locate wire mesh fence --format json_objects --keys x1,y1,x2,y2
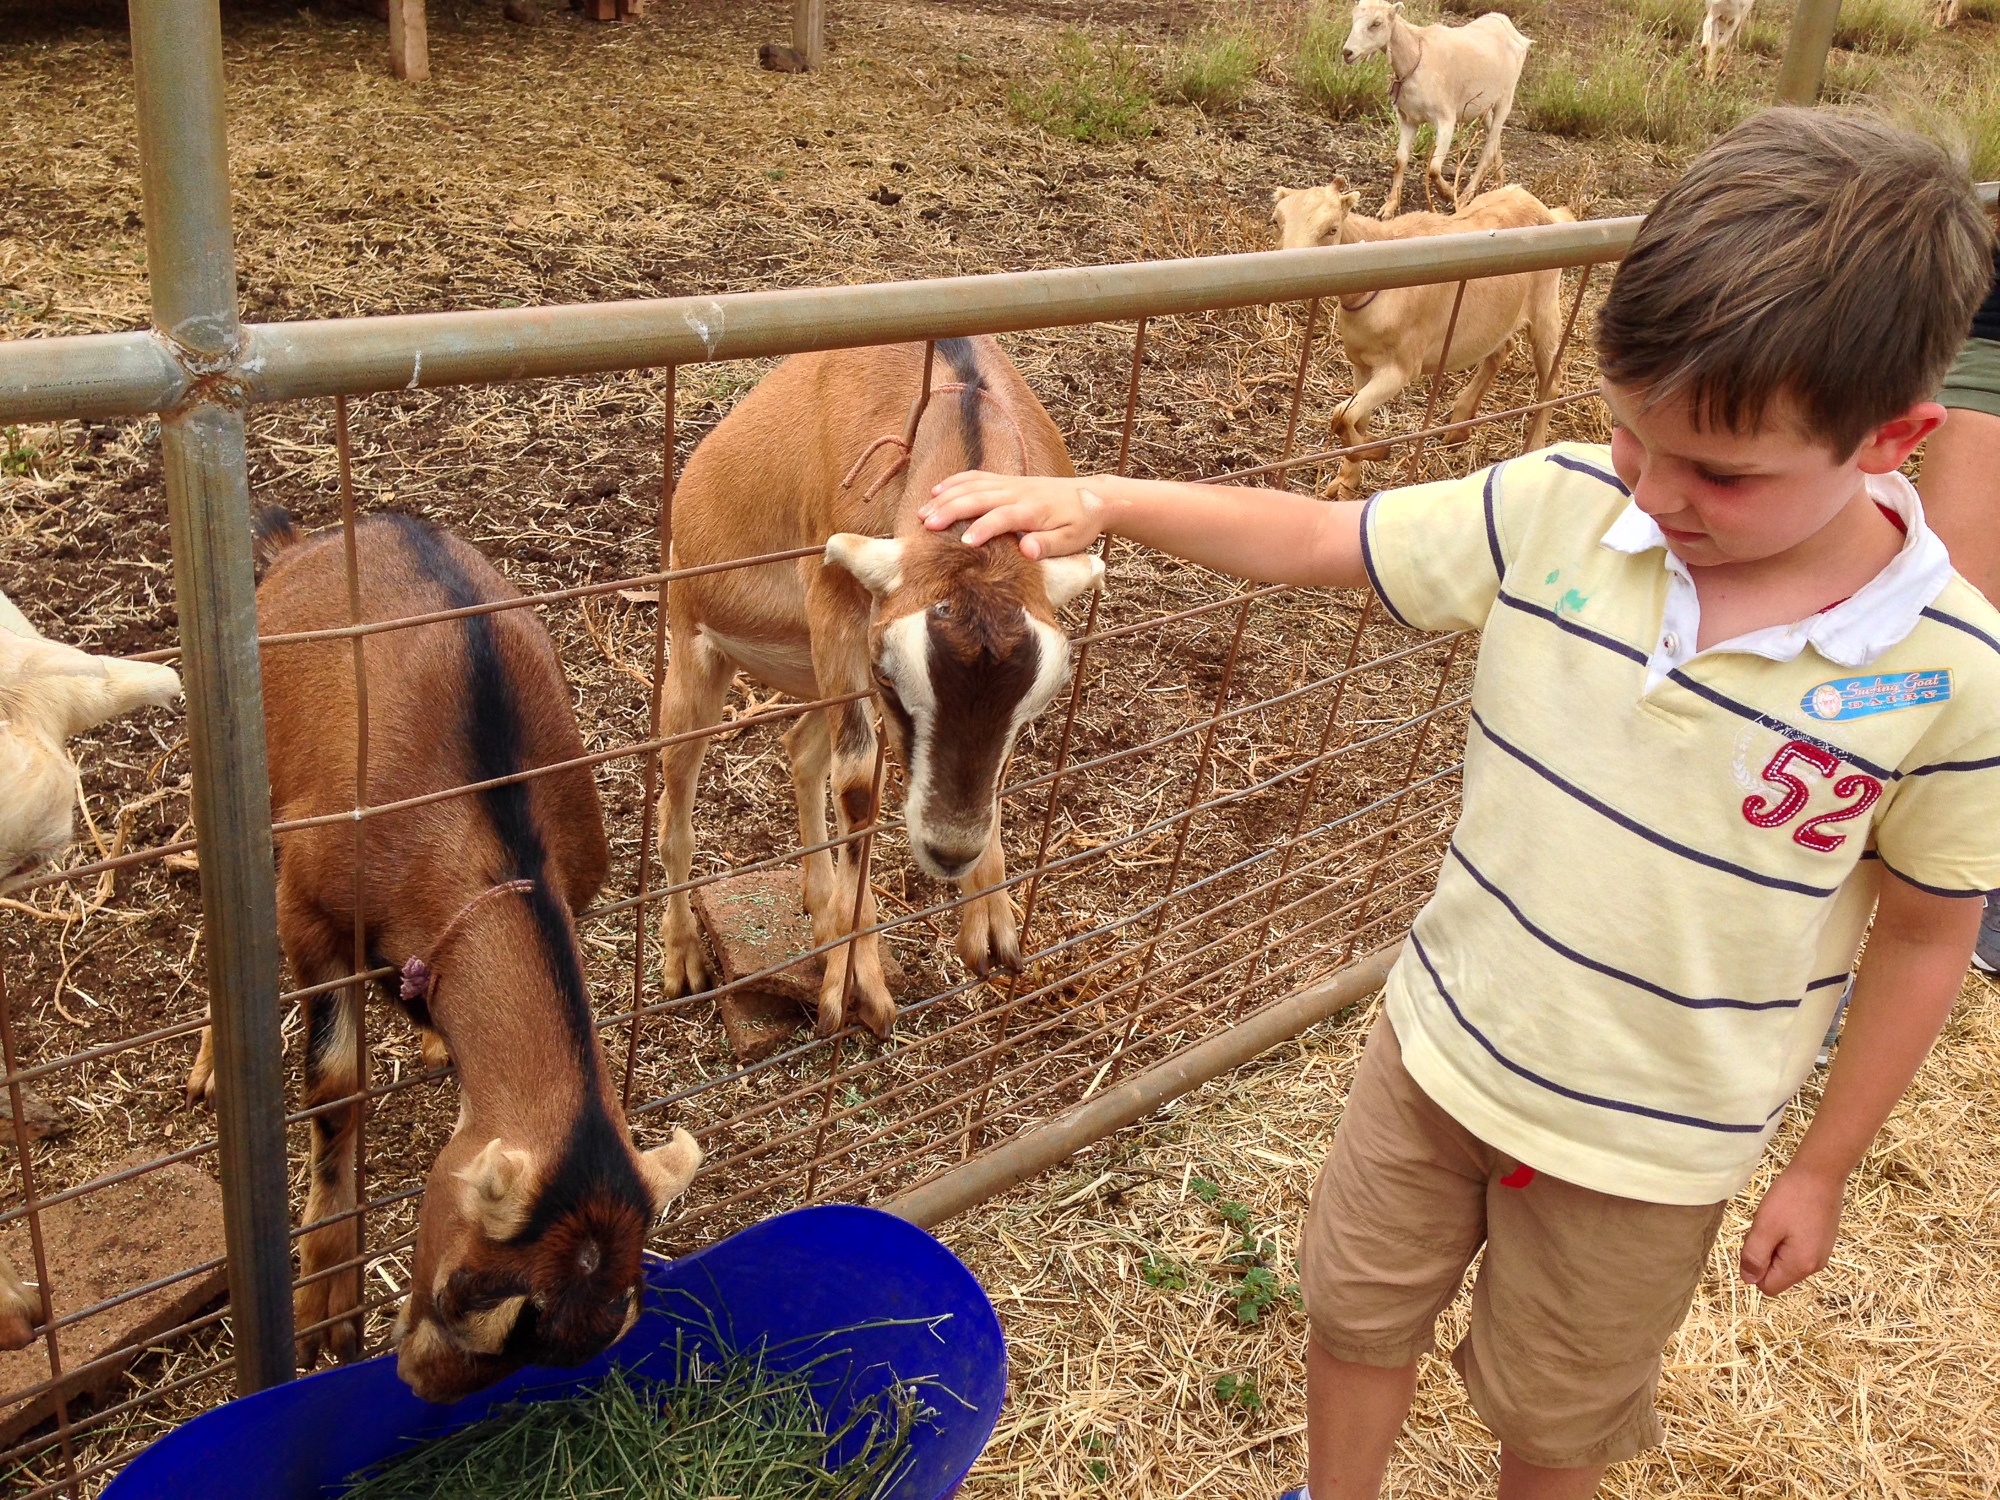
[{"x1": 0, "y1": 249, "x2": 1619, "y2": 1496}]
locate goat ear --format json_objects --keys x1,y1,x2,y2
[
  {"x1": 1271, "y1": 186, "x2": 1297, "y2": 205},
  {"x1": 1328, "y1": 174, "x2": 1349, "y2": 191},
  {"x1": 1040, "y1": 553, "x2": 1106, "y2": 610},
  {"x1": 638, "y1": 1128, "x2": 703, "y2": 1216},
  {"x1": 455, "y1": 1294, "x2": 528, "y2": 1354},
  {"x1": 1341, "y1": 191, "x2": 1363, "y2": 211},
  {"x1": 454, "y1": 1138, "x2": 536, "y2": 1242},
  {"x1": 56, "y1": 658, "x2": 181, "y2": 739},
  {"x1": 823, "y1": 534, "x2": 905, "y2": 598}
]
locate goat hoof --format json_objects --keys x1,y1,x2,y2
[
  {"x1": 183, "y1": 1071, "x2": 215, "y2": 1111},
  {"x1": 418, "y1": 1027, "x2": 452, "y2": 1073}
]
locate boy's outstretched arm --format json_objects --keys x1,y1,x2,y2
[
  {"x1": 1739, "y1": 871, "x2": 1981, "y2": 1296},
  {"x1": 921, "y1": 471, "x2": 1371, "y2": 590}
]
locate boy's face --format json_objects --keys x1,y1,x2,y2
[{"x1": 1600, "y1": 381, "x2": 1939, "y2": 570}]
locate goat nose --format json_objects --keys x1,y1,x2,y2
[{"x1": 921, "y1": 842, "x2": 979, "y2": 880}]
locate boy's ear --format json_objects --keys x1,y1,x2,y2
[{"x1": 1856, "y1": 402, "x2": 1947, "y2": 476}]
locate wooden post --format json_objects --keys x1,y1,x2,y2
[
  {"x1": 1776, "y1": 0, "x2": 1841, "y2": 104},
  {"x1": 388, "y1": 0, "x2": 428, "y2": 81},
  {"x1": 793, "y1": 0, "x2": 824, "y2": 69}
]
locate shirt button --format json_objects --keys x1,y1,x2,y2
[{"x1": 1661, "y1": 632, "x2": 1680, "y2": 654}]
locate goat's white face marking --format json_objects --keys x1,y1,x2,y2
[
  {"x1": 885, "y1": 606, "x2": 1076, "y2": 882},
  {"x1": 1345, "y1": 0, "x2": 1398, "y2": 61}
]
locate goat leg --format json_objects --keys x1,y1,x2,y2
[{"x1": 953, "y1": 826, "x2": 1021, "y2": 979}]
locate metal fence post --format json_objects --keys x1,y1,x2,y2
[
  {"x1": 1776, "y1": 0, "x2": 1842, "y2": 104},
  {"x1": 130, "y1": 0, "x2": 296, "y2": 1395}
]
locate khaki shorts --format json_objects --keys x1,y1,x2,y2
[
  {"x1": 1301, "y1": 1015, "x2": 1726, "y2": 1469},
  {"x1": 1941, "y1": 336, "x2": 2000, "y2": 419}
]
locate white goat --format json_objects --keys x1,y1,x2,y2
[
  {"x1": 0, "y1": 591, "x2": 181, "y2": 890},
  {"x1": 1343, "y1": 0, "x2": 1530, "y2": 217},
  {"x1": 1271, "y1": 181, "x2": 1572, "y2": 499},
  {"x1": 0, "y1": 591, "x2": 179, "y2": 1349},
  {"x1": 1701, "y1": 0, "x2": 1756, "y2": 77}
]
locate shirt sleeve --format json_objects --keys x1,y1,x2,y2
[
  {"x1": 1873, "y1": 725, "x2": 2000, "y2": 897},
  {"x1": 1360, "y1": 459, "x2": 1515, "y2": 633}
]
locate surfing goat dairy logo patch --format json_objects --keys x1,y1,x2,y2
[{"x1": 1800, "y1": 670, "x2": 1951, "y2": 723}]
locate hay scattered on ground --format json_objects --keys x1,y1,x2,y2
[{"x1": 944, "y1": 972, "x2": 2000, "y2": 1498}]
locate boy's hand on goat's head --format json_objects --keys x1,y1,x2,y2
[
  {"x1": 921, "y1": 471, "x2": 1107, "y2": 559},
  {"x1": 1738, "y1": 1164, "x2": 1845, "y2": 1296}
]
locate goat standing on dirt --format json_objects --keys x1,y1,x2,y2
[
  {"x1": 1271, "y1": 181, "x2": 1572, "y2": 499},
  {"x1": 185, "y1": 511, "x2": 699, "y2": 1401},
  {"x1": 1701, "y1": 0, "x2": 1756, "y2": 77},
  {"x1": 653, "y1": 337, "x2": 1104, "y2": 1039},
  {"x1": 0, "y1": 592, "x2": 179, "y2": 1351},
  {"x1": 1343, "y1": 0, "x2": 1530, "y2": 216}
]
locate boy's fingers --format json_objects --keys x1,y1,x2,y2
[{"x1": 961, "y1": 504, "x2": 1042, "y2": 548}]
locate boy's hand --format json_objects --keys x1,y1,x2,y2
[
  {"x1": 921, "y1": 472, "x2": 1106, "y2": 558},
  {"x1": 1738, "y1": 1165, "x2": 1844, "y2": 1295}
]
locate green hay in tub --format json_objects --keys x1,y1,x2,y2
[{"x1": 339, "y1": 1316, "x2": 950, "y2": 1500}]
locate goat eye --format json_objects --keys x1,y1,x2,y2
[{"x1": 931, "y1": 600, "x2": 951, "y2": 619}]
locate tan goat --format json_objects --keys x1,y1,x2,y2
[
  {"x1": 655, "y1": 338, "x2": 1104, "y2": 1038},
  {"x1": 1342, "y1": 0, "x2": 1531, "y2": 216},
  {"x1": 1271, "y1": 181, "x2": 1572, "y2": 499},
  {"x1": 186, "y1": 511, "x2": 698, "y2": 1399}
]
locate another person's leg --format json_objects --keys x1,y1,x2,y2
[
  {"x1": 1299, "y1": 1015, "x2": 1490, "y2": 1498},
  {"x1": 1917, "y1": 308, "x2": 2000, "y2": 970}
]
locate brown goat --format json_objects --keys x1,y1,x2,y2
[
  {"x1": 655, "y1": 338, "x2": 1105, "y2": 1037},
  {"x1": 185, "y1": 511, "x2": 698, "y2": 1401}
]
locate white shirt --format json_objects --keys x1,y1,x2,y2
[{"x1": 1598, "y1": 470, "x2": 1955, "y2": 693}]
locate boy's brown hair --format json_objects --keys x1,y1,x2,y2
[{"x1": 1596, "y1": 108, "x2": 1995, "y2": 455}]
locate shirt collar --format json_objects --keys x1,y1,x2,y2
[{"x1": 1596, "y1": 470, "x2": 1952, "y2": 669}]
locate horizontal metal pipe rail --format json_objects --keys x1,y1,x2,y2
[{"x1": 1, "y1": 217, "x2": 1641, "y2": 422}]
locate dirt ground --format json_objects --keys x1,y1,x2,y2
[{"x1": 0, "y1": 0, "x2": 1996, "y2": 1493}]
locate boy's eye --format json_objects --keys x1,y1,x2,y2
[{"x1": 1696, "y1": 468, "x2": 1745, "y2": 488}]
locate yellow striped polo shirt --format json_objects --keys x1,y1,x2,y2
[{"x1": 1360, "y1": 442, "x2": 2000, "y2": 1205}]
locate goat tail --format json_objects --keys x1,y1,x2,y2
[{"x1": 250, "y1": 506, "x2": 303, "y2": 581}]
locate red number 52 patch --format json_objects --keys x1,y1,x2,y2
[{"x1": 1742, "y1": 740, "x2": 1882, "y2": 852}]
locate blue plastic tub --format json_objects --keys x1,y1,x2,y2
[{"x1": 104, "y1": 1204, "x2": 1005, "y2": 1500}]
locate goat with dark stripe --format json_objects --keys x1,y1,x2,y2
[
  {"x1": 653, "y1": 337, "x2": 1104, "y2": 1037},
  {"x1": 185, "y1": 511, "x2": 699, "y2": 1401}
]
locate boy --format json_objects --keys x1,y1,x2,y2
[{"x1": 918, "y1": 111, "x2": 1998, "y2": 1497}]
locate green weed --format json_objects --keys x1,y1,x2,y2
[
  {"x1": 1140, "y1": 1253, "x2": 1188, "y2": 1291},
  {"x1": 1831, "y1": 0, "x2": 1931, "y2": 52},
  {"x1": 1821, "y1": 50, "x2": 1886, "y2": 101},
  {"x1": 1009, "y1": 29, "x2": 1155, "y2": 144},
  {"x1": 1519, "y1": 39, "x2": 1751, "y2": 146},
  {"x1": 1290, "y1": 7, "x2": 1391, "y2": 122},
  {"x1": 1163, "y1": 29, "x2": 1263, "y2": 111},
  {"x1": 1214, "y1": 1371, "x2": 1264, "y2": 1413},
  {"x1": 0, "y1": 428, "x2": 43, "y2": 479}
]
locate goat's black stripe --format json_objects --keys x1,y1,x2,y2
[
  {"x1": 513, "y1": 1098, "x2": 653, "y2": 1247},
  {"x1": 938, "y1": 336, "x2": 986, "y2": 473},
  {"x1": 384, "y1": 515, "x2": 597, "y2": 1066}
]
